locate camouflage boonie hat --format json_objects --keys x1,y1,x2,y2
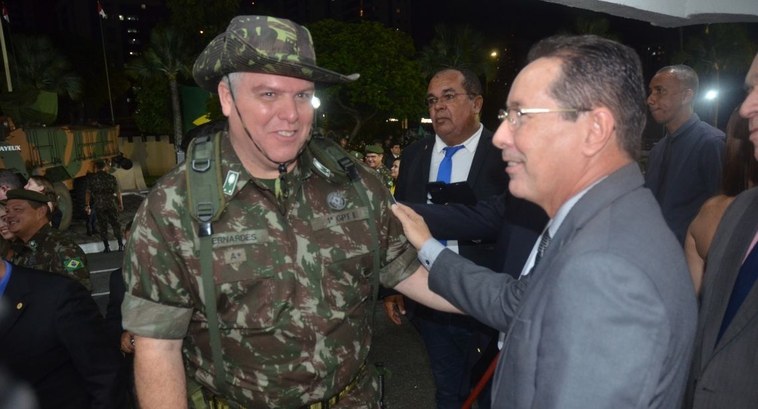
[{"x1": 193, "y1": 15, "x2": 360, "y2": 92}]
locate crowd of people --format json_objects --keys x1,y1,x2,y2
[{"x1": 1, "y1": 11, "x2": 757, "y2": 409}]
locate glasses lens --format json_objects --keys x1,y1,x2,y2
[{"x1": 498, "y1": 109, "x2": 507, "y2": 122}]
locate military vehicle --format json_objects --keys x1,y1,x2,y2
[{"x1": 0, "y1": 116, "x2": 124, "y2": 230}]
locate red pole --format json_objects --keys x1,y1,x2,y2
[{"x1": 461, "y1": 352, "x2": 500, "y2": 409}]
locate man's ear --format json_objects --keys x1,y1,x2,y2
[
  {"x1": 472, "y1": 95, "x2": 484, "y2": 115},
  {"x1": 582, "y1": 107, "x2": 615, "y2": 157},
  {"x1": 681, "y1": 88, "x2": 695, "y2": 106},
  {"x1": 218, "y1": 79, "x2": 233, "y2": 117}
]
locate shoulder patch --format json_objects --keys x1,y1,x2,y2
[{"x1": 63, "y1": 257, "x2": 85, "y2": 272}]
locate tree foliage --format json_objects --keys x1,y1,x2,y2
[
  {"x1": 673, "y1": 24, "x2": 757, "y2": 125},
  {"x1": 126, "y1": 26, "x2": 194, "y2": 151},
  {"x1": 673, "y1": 24, "x2": 756, "y2": 77},
  {"x1": 307, "y1": 20, "x2": 425, "y2": 142},
  {"x1": 132, "y1": 76, "x2": 172, "y2": 135},
  {"x1": 418, "y1": 25, "x2": 497, "y2": 83},
  {"x1": 8, "y1": 35, "x2": 83, "y2": 101}
]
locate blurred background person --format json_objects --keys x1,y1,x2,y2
[
  {"x1": 24, "y1": 176, "x2": 62, "y2": 229},
  {"x1": 105, "y1": 221, "x2": 136, "y2": 408},
  {"x1": 0, "y1": 170, "x2": 22, "y2": 201},
  {"x1": 645, "y1": 65, "x2": 725, "y2": 244},
  {"x1": 0, "y1": 205, "x2": 14, "y2": 260},
  {"x1": 390, "y1": 158, "x2": 400, "y2": 195},
  {"x1": 86, "y1": 160, "x2": 124, "y2": 253},
  {"x1": 685, "y1": 109, "x2": 758, "y2": 295}
]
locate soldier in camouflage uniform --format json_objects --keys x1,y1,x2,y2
[
  {"x1": 121, "y1": 15, "x2": 459, "y2": 409},
  {"x1": 4, "y1": 189, "x2": 90, "y2": 290},
  {"x1": 364, "y1": 144, "x2": 394, "y2": 191},
  {"x1": 86, "y1": 160, "x2": 124, "y2": 252}
]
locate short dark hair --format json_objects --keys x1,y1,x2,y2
[
  {"x1": 432, "y1": 67, "x2": 483, "y2": 97},
  {"x1": 721, "y1": 107, "x2": 758, "y2": 196},
  {"x1": 0, "y1": 170, "x2": 22, "y2": 189},
  {"x1": 527, "y1": 35, "x2": 647, "y2": 160},
  {"x1": 656, "y1": 64, "x2": 699, "y2": 95}
]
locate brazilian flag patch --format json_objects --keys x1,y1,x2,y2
[{"x1": 64, "y1": 257, "x2": 85, "y2": 272}]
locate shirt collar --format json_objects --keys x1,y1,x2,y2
[{"x1": 433, "y1": 123, "x2": 483, "y2": 154}]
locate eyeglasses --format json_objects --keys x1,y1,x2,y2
[
  {"x1": 426, "y1": 92, "x2": 474, "y2": 108},
  {"x1": 498, "y1": 107, "x2": 589, "y2": 129}
]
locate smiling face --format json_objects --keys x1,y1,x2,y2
[
  {"x1": 3, "y1": 199, "x2": 49, "y2": 242},
  {"x1": 740, "y1": 54, "x2": 758, "y2": 160},
  {"x1": 427, "y1": 70, "x2": 482, "y2": 146},
  {"x1": 492, "y1": 57, "x2": 592, "y2": 216},
  {"x1": 0, "y1": 206, "x2": 14, "y2": 241},
  {"x1": 219, "y1": 72, "x2": 315, "y2": 178},
  {"x1": 364, "y1": 153, "x2": 383, "y2": 169}
]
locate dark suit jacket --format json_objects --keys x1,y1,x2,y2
[
  {"x1": 430, "y1": 163, "x2": 697, "y2": 408},
  {"x1": 684, "y1": 187, "x2": 758, "y2": 409},
  {"x1": 411, "y1": 193, "x2": 547, "y2": 279},
  {"x1": 395, "y1": 127, "x2": 508, "y2": 270},
  {"x1": 0, "y1": 265, "x2": 125, "y2": 409}
]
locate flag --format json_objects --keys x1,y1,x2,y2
[
  {"x1": 97, "y1": 1, "x2": 107, "y2": 19},
  {"x1": 2, "y1": 2, "x2": 9, "y2": 23}
]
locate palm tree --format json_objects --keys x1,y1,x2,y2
[
  {"x1": 0, "y1": 35, "x2": 83, "y2": 125},
  {"x1": 418, "y1": 24, "x2": 497, "y2": 84},
  {"x1": 126, "y1": 26, "x2": 193, "y2": 160},
  {"x1": 10, "y1": 35, "x2": 83, "y2": 101}
]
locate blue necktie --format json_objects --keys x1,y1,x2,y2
[
  {"x1": 436, "y1": 145, "x2": 465, "y2": 183},
  {"x1": 717, "y1": 241, "x2": 758, "y2": 343},
  {"x1": 436, "y1": 145, "x2": 464, "y2": 246}
]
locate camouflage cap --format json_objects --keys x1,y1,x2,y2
[
  {"x1": 5, "y1": 189, "x2": 49, "y2": 205},
  {"x1": 193, "y1": 15, "x2": 360, "y2": 92},
  {"x1": 364, "y1": 144, "x2": 384, "y2": 155}
]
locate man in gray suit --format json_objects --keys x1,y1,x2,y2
[
  {"x1": 392, "y1": 35, "x2": 698, "y2": 408},
  {"x1": 683, "y1": 52, "x2": 758, "y2": 409}
]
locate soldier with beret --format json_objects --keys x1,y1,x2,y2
[
  {"x1": 4, "y1": 189, "x2": 90, "y2": 290},
  {"x1": 364, "y1": 143, "x2": 394, "y2": 190},
  {"x1": 121, "y1": 15, "x2": 465, "y2": 409}
]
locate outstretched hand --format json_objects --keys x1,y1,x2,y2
[{"x1": 391, "y1": 203, "x2": 433, "y2": 250}]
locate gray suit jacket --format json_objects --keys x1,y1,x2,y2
[
  {"x1": 429, "y1": 163, "x2": 698, "y2": 409},
  {"x1": 684, "y1": 187, "x2": 758, "y2": 409}
]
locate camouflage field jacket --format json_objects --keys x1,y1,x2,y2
[{"x1": 122, "y1": 134, "x2": 419, "y2": 408}]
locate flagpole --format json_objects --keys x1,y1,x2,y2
[
  {"x1": 98, "y1": 11, "x2": 115, "y2": 124},
  {"x1": 0, "y1": 12, "x2": 12, "y2": 92}
]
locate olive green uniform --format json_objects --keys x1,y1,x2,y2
[{"x1": 11, "y1": 224, "x2": 90, "y2": 290}]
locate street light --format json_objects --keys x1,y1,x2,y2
[{"x1": 703, "y1": 89, "x2": 719, "y2": 126}]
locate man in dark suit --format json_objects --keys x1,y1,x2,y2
[
  {"x1": 0, "y1": 261, "x2": 125, "y2": 409},
  {"x1": 683, "y1": 52, "x2": 758, "y2": 409},
  {"x1": 385, "y1": 67, "x2": 508, "y2": 409},
  {"x1": 393, "y1": 35, "x2": 697, "y2": 408}
]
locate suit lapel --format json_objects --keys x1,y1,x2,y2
[
  {"x1": 705, "y1": 193, "x2": 758, "y2": 356},
  {"x1": 466, "y1": 128, "x2": 493, "y2": 189},
  {"x1": 533, "y1": 163, "x2": 644, "y2": 276}
]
